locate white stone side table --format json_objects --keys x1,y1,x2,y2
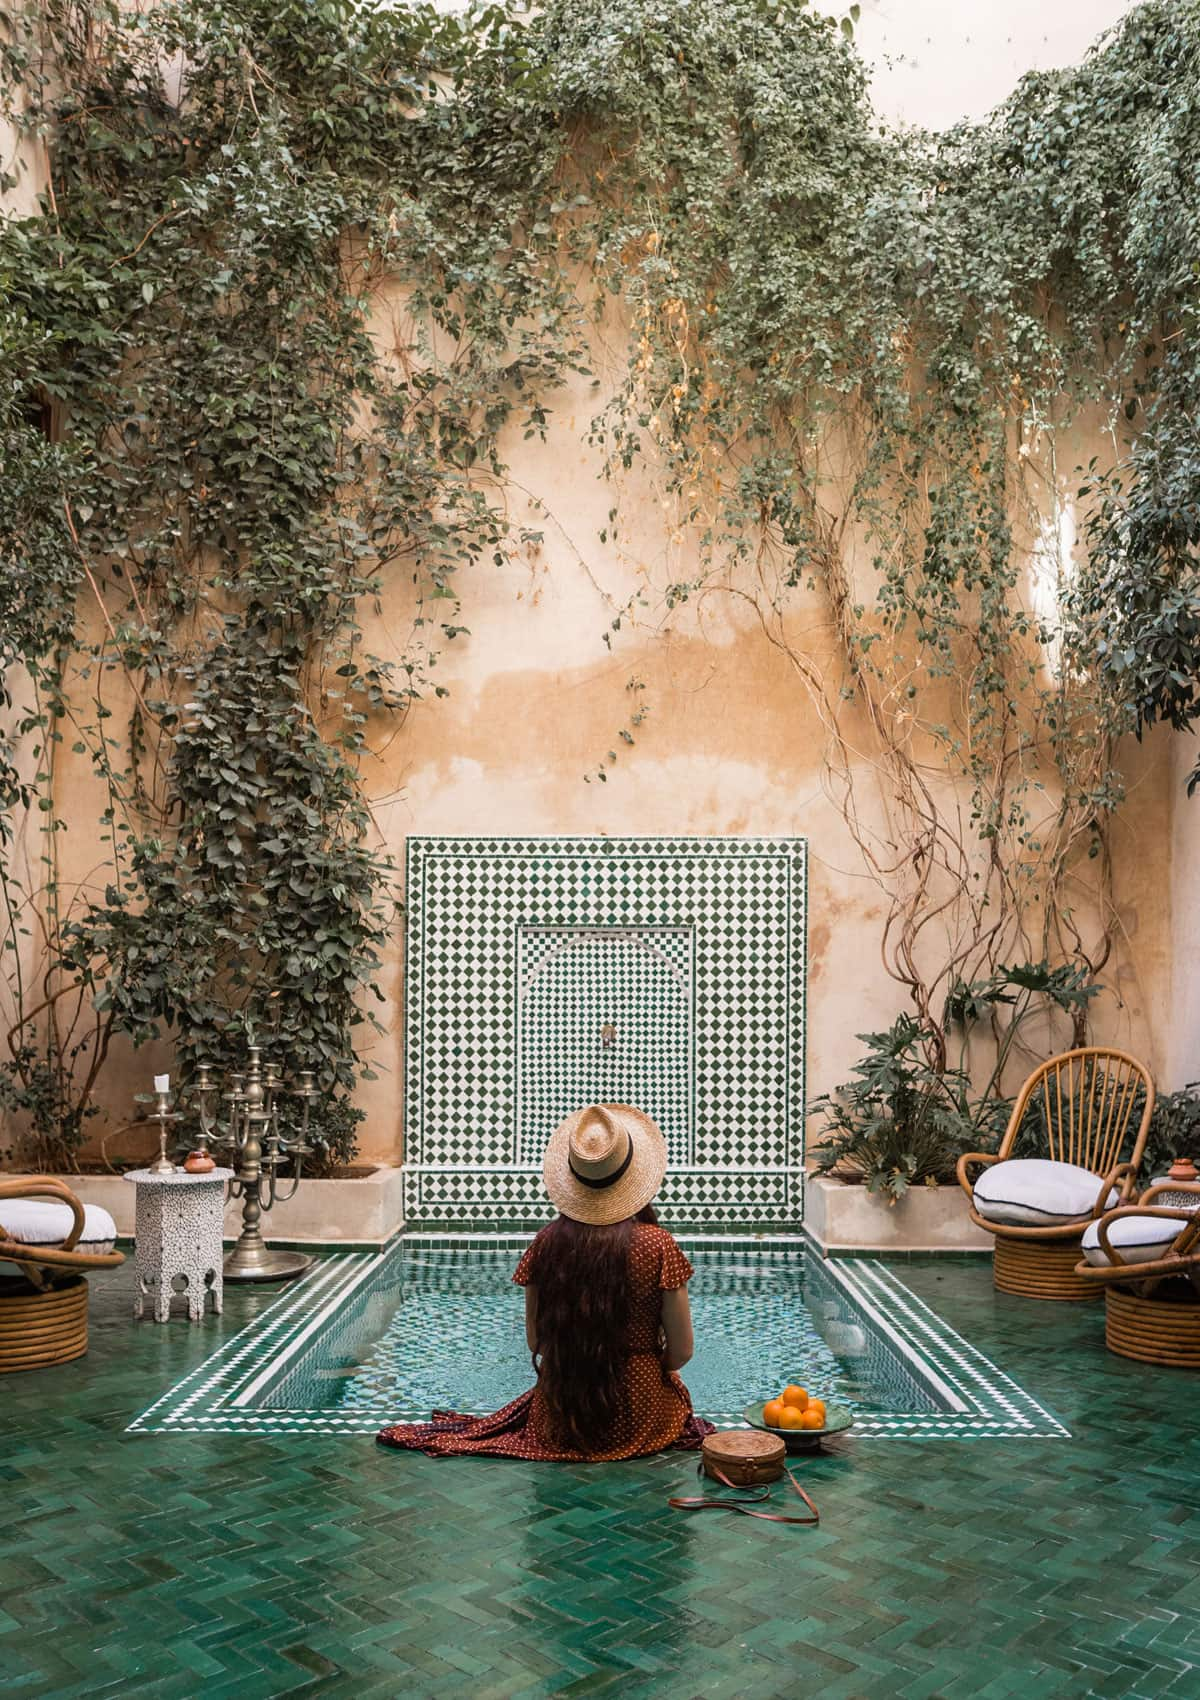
[{"x1": 124, "y1": 1168, "x2": 233, "y2": 1322}]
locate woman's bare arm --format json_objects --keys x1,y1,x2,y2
[
  {"x1": 660, "y1": 1285, "x2": 694, "y2": 1370},
  {"x1": 525, "y1": 1285, "x2": 538, "y2": 1353}
]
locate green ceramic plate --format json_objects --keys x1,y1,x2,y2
[{"x1": 742, "y1": 1401, "x2": 854, "y2": 1451}]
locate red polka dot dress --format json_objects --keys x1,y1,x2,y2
[{"x1": 377, "y1": 1222, "x2": 714, "y2": 1460}]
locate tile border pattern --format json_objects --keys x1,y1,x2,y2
[{"x1": 127, "y1": 1241, "x2": 1069, "y2": 1439}]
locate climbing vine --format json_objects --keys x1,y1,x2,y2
[
  {"x1": 1, "y1": 0, "x2": 1198, "y2": 1161},
  {"x1": 566, "y1": 0, "x2": 1200, "y2": 1063}
]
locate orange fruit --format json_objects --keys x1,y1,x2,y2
[
  {"x1": 799, "y1": 1408, "x2": 824, "y2": 1430},
  {"x1": 762, "y1": 1397, "x2": 786, "y2": 1427},
  {"x1": 777, "y1": 1406, "x2": 806, "y2": 1430},
  {"x1": 780, "y1": 1385, "x2": 808, "y2": 1411},
  {"x1": 806, "y1": 1399, "x2": 827, "y2": 1425}
]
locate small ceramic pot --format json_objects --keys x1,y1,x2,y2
[{"x1": 184, "y1": 1147, "x2": 216, "y2": 1174}]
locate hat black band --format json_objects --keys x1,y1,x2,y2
[{"x1": 568, "y1": 1132, "x2": 634, "y2": 1190}]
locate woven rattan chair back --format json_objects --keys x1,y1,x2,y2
[{"x1": 1000, "y1": 1047, "x2": 1154, "y2": 1178}]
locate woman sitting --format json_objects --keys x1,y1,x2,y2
[{"x1": 377, "y1": 1104, "x2": 713, "y2": 1461}]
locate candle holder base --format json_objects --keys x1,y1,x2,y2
[{"x1": 223, "y1": 1244, "x2": 312, "y2": 1283}]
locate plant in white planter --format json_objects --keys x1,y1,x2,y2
[
  {"x1": 815, "y1": 962, "x2": 1106, "y2": 1206},
  {"x1": 812, "y1": 1017, "x2": 986, "y2": 1205}
]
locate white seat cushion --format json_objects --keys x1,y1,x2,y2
[
  {"x1": 973, "y1": 1159, "x2": 1117, "y2": 1228},
  {"x1": 0, "y1": 1199, "x2": 117, "y2": 1256},
  {"x1": 1081, "y1": 1213, "x2": 1185, "y2": 1267}
]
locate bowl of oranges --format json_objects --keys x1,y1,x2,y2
[{"x1": 743, "y1": 1385, "x2": 852, "y2": 1451}]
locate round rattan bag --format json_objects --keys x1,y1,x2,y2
[{"x1": 701, "y1": 1428, "x2": 785, "y2": 1486}]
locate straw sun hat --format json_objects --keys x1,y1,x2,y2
[{"x1": 542, "y1": 1104, "x2": 668, "y2": 1226}]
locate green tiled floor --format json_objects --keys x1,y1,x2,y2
[{"x1": 3, "y1": 1253, "x2": 1198, "y2": 1699}]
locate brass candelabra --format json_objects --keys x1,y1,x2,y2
[{"x1": 189, "y1": 1046, "x2": 322, "y2": 1282}]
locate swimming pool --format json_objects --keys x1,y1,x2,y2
[{"x1": 130, "y1": 1237, "x2": 1067, "y2": 1439}]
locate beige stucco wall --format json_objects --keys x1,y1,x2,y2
[
  {"x1": 9, "y1": 0, "x2": 1192, "y2": 1173},
  {"x1": 1167, "y1": 731, "x2": 1200, "y2": 1091},
  {"x1": 342, "y1": 329, "x2": 1176, "y2": 1164},
  {"x1": 1, "y1": 94, "x2": 43, "y2": 219}
]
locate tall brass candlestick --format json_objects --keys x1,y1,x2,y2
[
  {"x1": 138, "y1": 1074, "x2": 181, "y2": 1175},
  {"x1": 188, "y1": 1047, "x2": 322, "y2": 1283}
]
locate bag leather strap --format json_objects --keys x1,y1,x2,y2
[{"x1": 668, "y1": 1460, "x2": 820, "y2": 1525}]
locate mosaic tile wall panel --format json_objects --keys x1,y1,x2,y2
[{"x1": 403, "y1": 837, "x2": 807, "y2": 1228}]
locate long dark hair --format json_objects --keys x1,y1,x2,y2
[{"x1": 531, "y1": 1204, "x2": 658, "y2": 1452}]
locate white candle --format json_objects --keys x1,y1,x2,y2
[{"x1": 154, "y1": 1074, "x2": 170, "y2": 1093}]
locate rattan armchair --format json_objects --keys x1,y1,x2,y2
[
  {"x1": 0, "y1": 1177, "x2": 124, "y2": 1372},
  {"x1": 1074, "y1": 1178, "x2": 1200, "y2": 1366},
  {"x1": 957, "y1": 1047, "x2": 1154, "y2": 1301}
]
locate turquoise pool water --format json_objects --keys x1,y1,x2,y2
[
  {"x1": 258, "y1": 1240, "x2": 940, "y2": 1424},
  {"x1": 130, "y1": 1239, "x2": 1069, "y2": 1439}
]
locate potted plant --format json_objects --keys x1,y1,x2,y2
[
  {"x1": 811, "y1": 1014, "x2": 984, "y2": 1205},
  {"x1": 807, "y1": 962, "x2": 1101, "y2": 1252}
]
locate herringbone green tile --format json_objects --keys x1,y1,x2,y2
[{"x1": 2, "y1": 1256, "x2": 1198, "y2": 1699}]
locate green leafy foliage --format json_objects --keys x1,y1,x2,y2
[
  {"x1": 0, "y1": 323, "x2": 94, "y2": 1163},
  {"x1": 944, "y1": 960, "x2": 1101, "y2": 1104},
  {"x1": 1138, "y1": 1085, "x2": 1200, "y2": 1179},
  {"x1": 1072, "y1": 448, "x2": 1200, "y2": 792},
  {"x1": 2, "y1": 0, "x2": 1199, "y2": 1162},
  {"x1": 815, "y1": 959, "x2": 1105, "y2": 1203},
  {"x1": 811, "y1": 1017, "x2": 987, "y2": 1204},
  {"x1": 65, "y1": 631, "x2": 393, "y2": 1093}
]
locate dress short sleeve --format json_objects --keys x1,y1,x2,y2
[
  {"x1": 658, "y1": 1232, "x2": 693, "y2": 1291},
  {"x1": 513, "y1": 1237, "x2": 539, "y2": 1287}
]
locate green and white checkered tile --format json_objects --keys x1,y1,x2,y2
[{"x1": 404, "y1": 836, "x2": 807, "y2": 1229}]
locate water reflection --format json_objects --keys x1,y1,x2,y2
[{"x1": 263, "y1": 1239, "x2": 941, "y2": 1423}]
